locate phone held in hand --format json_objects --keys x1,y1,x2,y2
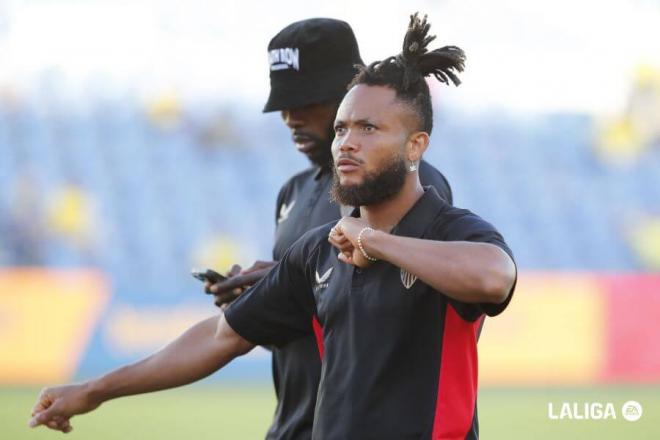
[{"x1": 191, "y1": 268, "x2": 227, "y2": 284}]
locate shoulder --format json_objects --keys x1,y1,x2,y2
[
  {"x1": 429, "y1": 205, "x2": 500, "y2": 241},
  {"x1": 299, "y1": 220, "x2": 335, "y2": 249},
  {"x1": 284, "y1": 220, "x2": 335, "y2": 262},
  {"x1": 276, "y1": 167, "x2": 318, "y2": 207},
  {"x1": 418, "y1": 160, "x2": 453, "y2": 204},
  {"x1": 279, "y1": 167, "x2": 319, "y2": 192},
  {"x1": 430, "y1": 204, "x2": 514, "y2": 260}
]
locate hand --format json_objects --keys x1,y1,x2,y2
[
  {"x1": 28, "y1": 383, "x2": 101, "y2": 433},
  {"x1": 328, "y1": 217, "x2": 374, "y2": 269},
  {"x1": 205, "y1": 261, "x2": 277, "y2": 309}
]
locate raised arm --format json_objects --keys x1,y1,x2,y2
[
  {"x1": 364, "y1": 232, "x2": 514, "y2": 304},
  {"x1": 29, "y1": 314, "x2": 253, "y2": 433},
  {"x1": 330, "y1": 217, "x2": 516, "y2": 306}
]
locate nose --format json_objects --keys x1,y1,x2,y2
[
  {"x1": 281, "y1": 109, "x2": 305, "y2": 129},
  {"x1": 332, "y1": 129, "x2": 359, "y2": 157}
]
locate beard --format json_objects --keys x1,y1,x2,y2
[
  {"x1": 307, "y1": 138, "x2": 333, "y2": 168},
  {"x1": 330, "y1": 152, "x2": 408, "y2": 207}
]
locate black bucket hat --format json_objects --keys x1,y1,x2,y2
[{"x1": 263, "y1": 18, "x2": 364, "y2": 113}]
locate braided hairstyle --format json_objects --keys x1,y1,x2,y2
[{"x1": 348, "y1": 13, "x2": 465, "y2": 135}]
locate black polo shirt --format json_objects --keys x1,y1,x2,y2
[
  {"x1": 226, "y1": 186, "x2": 515, "y2": 440},
  {"x1": 266, "y1": 161, "x2": 452, "y2": 440}
]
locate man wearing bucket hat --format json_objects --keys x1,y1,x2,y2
[
  {"x1": 30, "y1": 14, "x2": 522, "y2": 440},
  {"x1": 205, "y1": 18, "x2": 453, "y2": 440}
]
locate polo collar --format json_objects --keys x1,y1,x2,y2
[
  {"x1": 314, "y1": 165, "x2": 332, "y2": 181},
  {"x1": 350, "y1": 186, "x2": 447, "y2": 238}
]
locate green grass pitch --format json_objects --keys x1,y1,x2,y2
[{"x1": 3, "y1": 384, "x2": 659, "y2": 439}]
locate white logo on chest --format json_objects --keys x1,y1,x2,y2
[
  {"x1": 314, "y1": 267, "x2": 333, "y2": 291},
  {"x1": 400, "y1": 269, "x2": 418, "y2": 290},
  {"x1": 277, "y1": 200, "x2": 296, "y2": 224}
]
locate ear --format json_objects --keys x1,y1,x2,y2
[{"x1": 406, "y1": 131, "x2": 429, "y2": 163}]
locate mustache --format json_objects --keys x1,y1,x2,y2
[
  {"x1": 292, "y1": 130, "x2": 322, "y2": 140},
  {"x1": 335, "y1": 154, "x2": 364, "y2": 165}
]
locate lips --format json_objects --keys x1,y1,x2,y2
[
  {"x1": 293, "y1": 134, "x2": 315, "y2": 154},
  {"x1": 336, "y1": 156, "x2": 361, "y2": 173}
]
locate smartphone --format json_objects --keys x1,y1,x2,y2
[{"x1": 191, "y1": 268, "x2": 227, "y2": 284}]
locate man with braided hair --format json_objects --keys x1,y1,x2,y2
[
  {"x1": 205, "y1": 17, "x2": 453, "y2": 440},
  {"x1": 29, "y1": 14, "x2": 515, "y2": 439}
]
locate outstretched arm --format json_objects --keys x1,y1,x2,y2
[{"x1": 29, "y1": 314, "x2": 253, "y2": 433}]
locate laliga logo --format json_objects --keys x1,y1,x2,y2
[
  {"x1": 621, "y1": 401, "x2": 643, "y2": 422},
  {"x1": 547, "y1": 401, "x2": 642, "y2": 422}
]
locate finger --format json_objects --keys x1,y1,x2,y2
[
  {"x1": 328, "y1": 235, "x2": 349, "y2": 248},
  {"x1": 214, "y1": 291, "x2": 240, "y2": 307},
  {"x1": 330, "y1": 225, "x2": 348, "y2": 239},
  {"x1": 240, "y1": 260, "x2": 267, "y2": 274},
  {"x1": 328, "y1": 236, "x2": 354, "y2": 253},
  {"x1": 253, "y1": 260, "x2": 273, "y2": 269},
  {"x1": 50, "y1": 416, "x2": 69, "y2": 432},
  {"x1": 55, "y1": 417, "x2": 72, "y2": 433},
  {"x1": 215, "y1": 287, "x2": 244, "y2": 308},
  {"x1": 213, "y1": 267, "x2": 269, "y2": 298},
  {"x1": 242, "y1": 261, "x2": 275, "y2": 275},
  {"x1": 238, "y1": 268, "x2": 269, "y2": 286},
  {"x1": 29, "y1": 404, "x2": 60, "y2": 429},
  {"x1": 338, "y1": 252, "x2": 352, "y2": 265},
  {"x1": 204, "y1": 281, "x2": 213, "y2": 293},
  {"x1": 329, "y1": 232, "x2": 349, "y2": 245},
  {"x1": 47, "y1": 420, "x2": 70, "y2": 434},
  {"x1": 228, "y1": 264, "x2": 242, "y2": 277},
  {"x1": 31, "y1": 390, "x2": 53, "y2": 416},
  {"x1": 31, "y1": 401, "x2": 47, "y2": 417},
  {"x1": 209, "y1": 275, "x2": 254, "y2": 294},
  {"x1": 328, "y1": 237, "x2": 342, "y2": 252}
]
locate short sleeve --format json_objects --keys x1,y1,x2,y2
[
  {"x1": 224, "y1": 236, "x2": 318, "y2": 347},
  {"x1": 440, "y1": 212, "x2": 517, "y2": 320}
]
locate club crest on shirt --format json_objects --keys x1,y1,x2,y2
[
  {"x1": 277, "y1": 200, "x2": 296, "y2": 224},
  {"x1": 314, "y1": 267, "x2": 333, "y2": 292},
  {"x1": 400, "y1": 269, "x2": 418, "y2": 290}
]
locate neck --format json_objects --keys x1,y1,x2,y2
[{"x1": 359, "y1": 173, "x2": 424, "y2": 232}]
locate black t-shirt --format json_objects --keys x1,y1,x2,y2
[
  {"x1": 226, "y1": 186, "x2": 515, "y2": 440},
  {"x1": 266, "y1": 161, "x2": 452, "y2": 440}
]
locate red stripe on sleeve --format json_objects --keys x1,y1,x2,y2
[
  {"x1": 312, "y1": 315, "x2": 324, "y2": 360},
  {"x1": 432, "y1": 307, "x2": 482, "y2": 439}
]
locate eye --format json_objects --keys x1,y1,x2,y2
[
  {"x1": 362, "y1": 124, "x2": 376, "y2": 133},
  {"x1": 334, "y1": 125, "x2": 346, "y2": 135}
]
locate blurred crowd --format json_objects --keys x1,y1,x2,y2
[{"x1": 1, "y1": 66, "x2": 659, "y2": 297}]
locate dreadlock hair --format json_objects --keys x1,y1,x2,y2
[{"x1": 348, "y1": 13, "x2": 465, "y2": 135}]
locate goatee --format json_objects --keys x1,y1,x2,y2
[{"x1": 330, "y1": 154, "x2": 407, "y2": 207}]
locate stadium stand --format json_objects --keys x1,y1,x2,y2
[{"x1": 1, "y1": 97, "x2": 659, "y2": 296}]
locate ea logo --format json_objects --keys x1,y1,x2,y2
[{"x1": 621, "y1": 401, "x2": 642, "y2": 422}]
